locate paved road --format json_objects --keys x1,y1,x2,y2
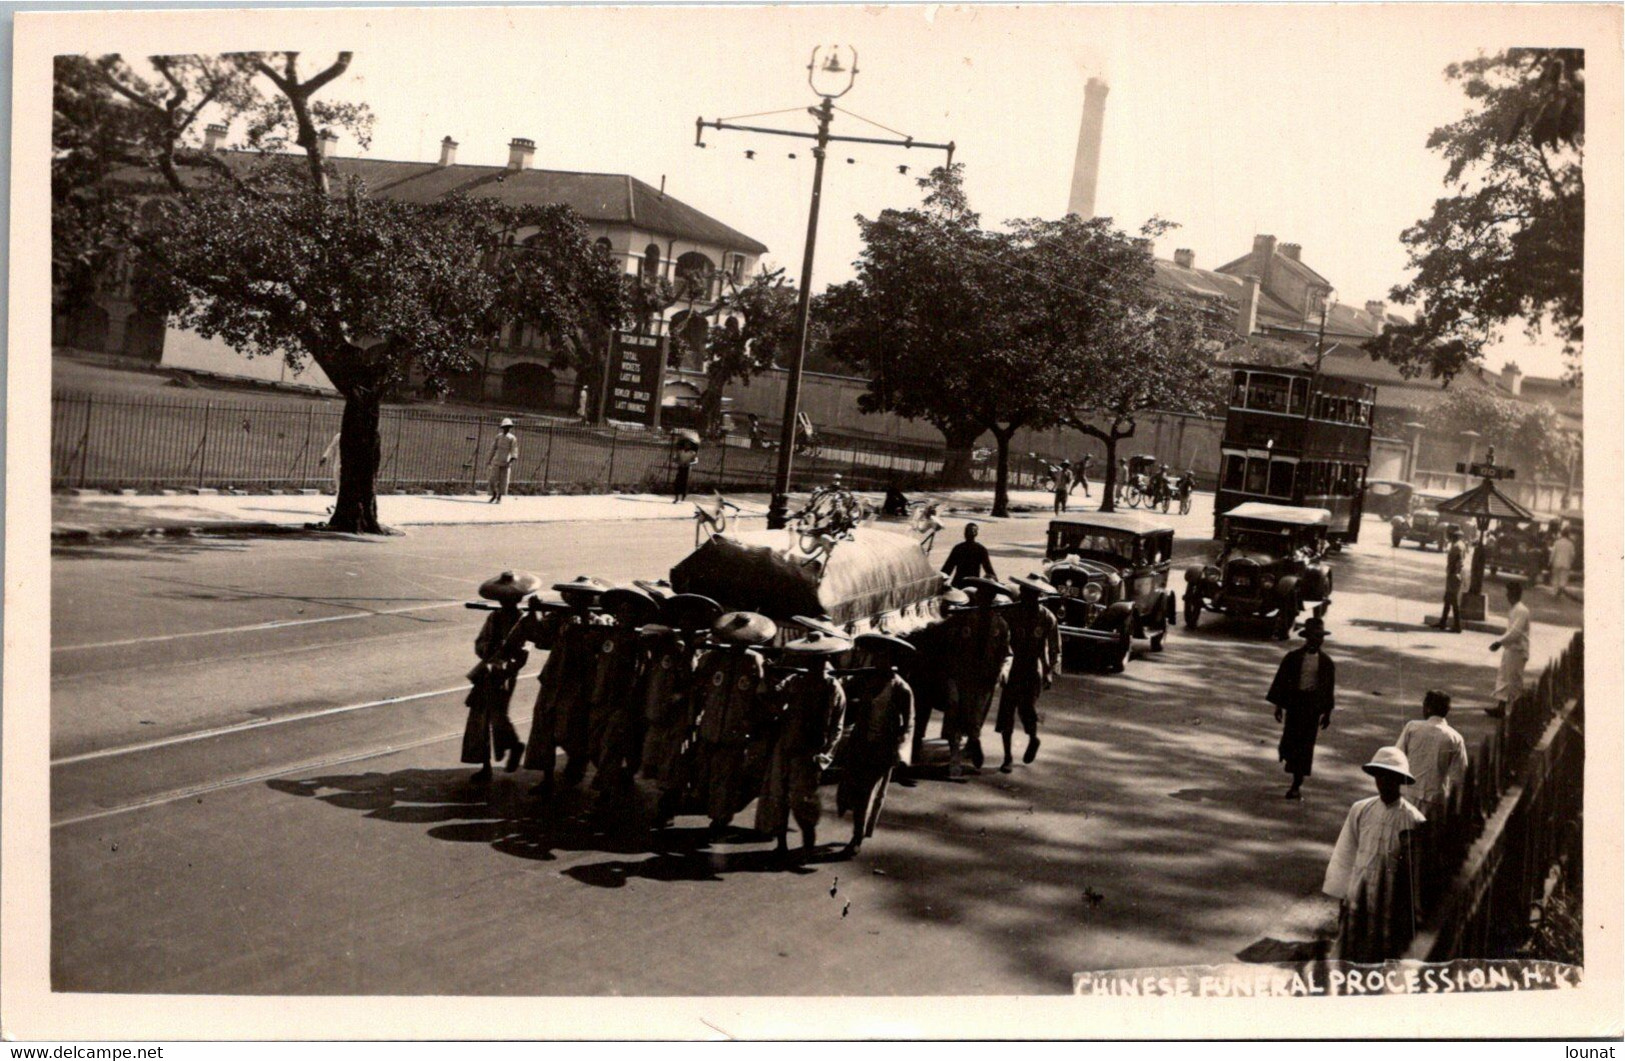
[{"x1": 49, "y1": 507, "x2": 1582, "y2": 994}]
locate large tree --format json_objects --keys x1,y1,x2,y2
[
  {"x1": 681, "y1": 269, "x2": 801, "y2": 438},
  {"x1": 1422, "y1": 387, "x2": 1579, "y2": 482},
  {"x1": 824, "y1": 166, "x2": 1084, "y2": 516},
  {"x1": 64, "y1": 53, "x2": 623, "y2": 532},
  {"x1": 1369, "y1": 49, "x2": 1583, "y2": 383}
]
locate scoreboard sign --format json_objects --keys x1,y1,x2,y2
[
  {"x1": 1456, "y1": 461, "x2": 1516, "y2": 481},
  {"x1": 607, "y1": 331, "x2": 665, "y2": 426}
]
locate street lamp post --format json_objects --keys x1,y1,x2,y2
[{"x1": 695, "y1": 46, "x2": 955, "y2": 529}]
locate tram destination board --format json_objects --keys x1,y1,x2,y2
[{"x1": 607, "y1": 330, "x2": 666, "y2": 427}]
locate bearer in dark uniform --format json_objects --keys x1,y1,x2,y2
[
  {"x1": 1267, "y1": 616, "x2": 1337, "y2": 800},
  {"x1": 903, "y1": 587, "x2": 968, "y2": 772},
  {"x1": 638, "y1": 593, "x2": 724, "y2": 827},
  {"x1": 692, "y1": 611, "x2": 776, "y2": 836},
  {"x1": 996, "y1": 575, "x2": 1061, "y2": 773},
  {"x1": 585, "y1": 586, "x2": 663, "y2": 800},
  {"x1": 522, "y1": 575, "x2": 612, "y2": 796},
  {"x1": 757, "y1": 629, "x2": 850, "y2": 863},
  {"x1": 942, "y1": 577, "x2": 1013, "y2": 778},
  {"x1": 836, "y1": 633, "x2": 916, "y2": 856},
  {"x1": 461, "y1": 570, "x2": 540, "y2": 783}
]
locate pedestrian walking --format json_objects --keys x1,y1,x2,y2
[
  {"x1": 1266, "y1": 616, "x2": 1336, "y2": 799},
  {"x1": 460, "y1": 570, "x2": 539, "y2": 783},
  {"x1": 638, "y1": 593, "x2": 723, "y2": 827},
  {"x1": 995, "y1": 575, "x2": 1060, "y2": 772},
  {"x1": 1395, "y1": 690, "x2": 1467, "y2": 821},
  {"x1": 692, "y1": 611, "x2": 775, "y2": 836},
  {"x1": 672, "y1": 444, "x2": 698, "y2": 503},
  {"x1": 522, "y1": 576, "x2": 612, "y2": 795},
  {"x1": 487, "y1": 418, "x2": 518, "y2": 503},
  {"x1": 901, "y1": 587, "x2": 967, "y2": 773},
  {"x1": 940, "y1": 522, "x2": 997, "y2": 588},
  {"x1": 757, "y1": 630, "x2": 849, "y2": 863},
  {"x1": 1075, "y1": 454, "x2": 1092, "y2": 498},
  {"x1": 1435, "y1": 527, "x2": 1466, "y2": 632},
  {"x1": 1322, "y1": 746, "x2": 1427, "y2": 908},
  {"x1": 1549, "y1": 528, "x2": 1576, "y2": 599},
  {"x1": 1486, "y1": 580, "x2": 1531, "y2": 718},
  {"x1": 835, "y1": 634, "x2": 916, "y2": 856},
  {"x1": 942, "y1": 578, "x2": 1012, "y2": 778},
  {"x1": 1052, "y1": 461, "x2": 1072, "y2": 515}
]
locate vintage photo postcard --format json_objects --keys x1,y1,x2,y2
[{"x1": 4, "y1": 2, "x2": 1620, "y2": 1041}]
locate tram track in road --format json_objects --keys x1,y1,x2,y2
[{"x1": 50, "y1": 668, "x2": 539, "y2": 828}]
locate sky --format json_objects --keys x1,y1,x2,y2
[{"x1": 150, "y1": 5, "x2": 1587, "y2": 380}]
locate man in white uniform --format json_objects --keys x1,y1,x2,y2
[
  {"x1": 1323, "y1": 746, "x2": 1427, "y2": 906},
  {"x1": 1396, "y1": 690, "x2": 1468, "y2": 821},
  {"x1": 487, "y1": 418, "x2": 519, "y2": 504},
  {"x1": 1487, "y1": 581, "x2": 1531, "y2": 718},
  {"x1": 1548, "y1": 528, "x2": 1576, "y2": 600}
]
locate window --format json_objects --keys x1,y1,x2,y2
[
  {"x1": 1231, "y1": 371, "x2": 1248, "y2": 408},
  {"x1": 1289, "y1": 377, "x2": 1309, "y2": 415},
  {"x1": 1268, "y1": 459, "x2": 1296, "y2": 498},
  {"x1": 642, "y1": 244, "x2": 662, "y2": 279},
  {"x1": 674, "y1": 251, "x2": 717, "y2": 301},
  {"x1": 1245, "y1": 456, "x2": 1270, "y2": 495},
  {"x1": 1223, "y1": 453, "x2": 1246, "y2": 491},
  {"x1": 595, "y1": 237, "x2": 613, "y2": 258},
  {"x1": 1246, "y1": 373, "x2": 1291, "y2": 413}
]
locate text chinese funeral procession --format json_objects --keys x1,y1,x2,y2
[{"x1": 21, "y1": 4, "x2": 1604, "y2": 1036}]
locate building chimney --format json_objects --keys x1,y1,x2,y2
[
  {"x1": 1066, "y1": 77, "x2": 1109, "y2": 219},
  {"x1": 1251, "y1": 235, "x2": 1278, "y2": 291},
  {"x1": 203, "y1": 123, "x2": 228, "y2": 152},
  {"x1": 507, "y1": 137, "x2": 536, "y2": 171},
  {"x1": 1501, "y1": 361, "x2": 1524, "y2": 396},
  {"x1": 1235, "y1": 275, "x2": 1261, "y2": 337},
  {"x1": 1280, "y1": 243, "x2": 1302, "y2": 262},
  {"x1": 438, "y1": 136, "x2": 459, "y2": 167},
  {"x1": 317, "y1": 130, "x2": 340, "y2": 158},
  {"x1": 1365, "y1": 300, "x2": 1386, "y2": 335},
  {"x1": 1173, "y1": 248, "x2": 1195, "y2": 269}
]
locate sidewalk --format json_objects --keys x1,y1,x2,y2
[{"x1": 51, "y1": 485, "x2": 1100, "y2": 542}]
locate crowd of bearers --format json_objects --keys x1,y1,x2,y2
[{"x1": 457, "y1": 565, "x2": 1065, "y2": 862}]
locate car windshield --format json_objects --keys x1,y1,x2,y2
[
  {"x1": 1054, "y1": 529, "x2": 1135, "y2": 560},
  {"x1": 1226, "y1": 528, "x2": 1294, "y2": 555}
]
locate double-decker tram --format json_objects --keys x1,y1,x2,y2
[{"x1": 1214, "y1": 364, "x2": 1377, "y2": 546}]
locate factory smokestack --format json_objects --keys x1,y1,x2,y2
[{"x1": 1067, "y1": 76, "x2": 1109, "y2": 219}]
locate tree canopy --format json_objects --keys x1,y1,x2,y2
[
  {"x1": 57, "y1": 52, "x2": 624, "y2": 532},
  {"x1": 1422, "y1": 387, "x2": 1578, "y2": 482},
  {"x1": 1369, "y1": 48, "x2": 1583, "y2": 384}
]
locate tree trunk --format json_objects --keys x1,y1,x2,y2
[
  {"x1": 938, "y1": 423, "x2": 982, "y2": 488},
  {"x1": 328, "y1": 387, "x2": 386, "y2": 534},
  {"x1": 1073, "y1": 420, "x2": 1131, "y2": 514},
  {"x1": 991, "y1": 427, "x2": 1014, "y2": 519},
  {"x1": 698, "y1": 371, "x2": 726, "y2": 439}
]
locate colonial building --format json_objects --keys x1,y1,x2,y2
[{"x1": 56, "y1": 130, "x2": 767, "y2": 413}]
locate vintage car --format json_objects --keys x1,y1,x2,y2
[
  {"x1": 1183, "y1": 503, "x2": 1334, "y2": 639},
  {"x1": 1042, "y1": 513, "x2": 1178, "y2": 672},
  {"x1": 1482, "y1": 520, "x2": 1547, "y2": 581},
  {"x1": 1390, "y1": 493, "x2": 1459, "y2": 549},
  {"x1": 1362, "y1": 479, "x2": 1414, "y2": 522}
]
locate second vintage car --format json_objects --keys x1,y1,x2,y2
[
  {"x1": 1390, "y1": 493, "x2": 1460, "y2": 549},
  {"x1": 1042, "y1": 512, "x2": 1178, "y2": 672},
  {"x1": 1183, "y1": 503, "x2": 1334, "y2": 639}
]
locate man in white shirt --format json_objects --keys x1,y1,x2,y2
[
  {"x1": 1396, "y1": 690, "x2": 1468, "y2": 821},
  {"x1": 1487, "y1": 581, "x2": 1531, "y2": 718},
  {"x1": 1323, "y1": 745, "x2": 1427, "y2": 905},
  {"x1": 487, "y1": 418, "x2": 519, "y2": 504},
  {"x1": 1549, "y1": 529, "x2": 1577, "y2": 600},
  {"x1": 317, "y1": 431, "x2": 342, "y2": 514}
]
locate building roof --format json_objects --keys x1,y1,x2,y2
[{"x1": 110, "y1": 150, "x2": 769, "y2": 255}]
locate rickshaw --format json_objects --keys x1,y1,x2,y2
[{"x1": 1122, "y1": 455, "x2": 1166, "y2": 510}]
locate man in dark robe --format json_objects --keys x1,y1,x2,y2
[
  {"x1": 942, "y1": 578, "x2": 1012, "y2": 778},
  {"x1": 836, "y1": 634, "x2": 916, "y2": 856},
  {"x1": 638, "y1": 594, "x2": 724, "y2": 826},
  {"x1": 461, "y1": 571, "x2": 539, "y2": 783},
  {"x1": 1267, "y1": 616, "x2": 1336, "y2": 799},
  {"x1": 522, "y1": 576, "x2": 612, "y2": 796},
  {"x1": 996, "y1": 576, "x2": 1061, "y2": 772},
  {"x1": 692, "y1": 611, "x2": 776, "y2": 835},
  {"x1": 757, "y1": 631, "x2": 850, "y2": 862},
  {"x1": 583, "y1": 587, "x2": 661, "y2": 801}
]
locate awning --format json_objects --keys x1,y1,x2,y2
[{"x1": 1434, "y1": 479, "x2": 1534, "y2": 523}]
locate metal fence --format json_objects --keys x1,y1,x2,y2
[
  {"x1": 51, "y1": 391, "x2": 949, "y2": 495},
  {"x1": 1336, "y1": 631, "x2": 1584, "y2": 962}
]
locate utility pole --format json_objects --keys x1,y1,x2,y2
[{"x1": 696, "y1": 46, "x2": 955, "y2": 529}]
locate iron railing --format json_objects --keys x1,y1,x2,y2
[
  {"x1": 51, "y1": 391, "x2": 949, "y2": 496},
  {"x1": 1336, "y1": 632, "x2": 1584, "y2": 962}
]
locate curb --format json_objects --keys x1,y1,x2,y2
[{"x1": 52, "y1": 520, "x2": 322, "y2": 544}]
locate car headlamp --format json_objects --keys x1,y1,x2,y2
[
  {"x1": 1203, "y1": 565, "x2": 1221, "y2": 582},
  {"x1": 1082, "y1": 583, "x2": 1103, "y2": 604},
  {"x1": 1261, "y1": 575, "x2": 1276, "y2": 590}
]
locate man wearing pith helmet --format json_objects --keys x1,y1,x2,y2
[
  {"x1": 1323, "y1": 745, "x2": 1427, "y2": 906},
  {"x1": 487, "y1": 418, "x2": 519, "y2": 504}
]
